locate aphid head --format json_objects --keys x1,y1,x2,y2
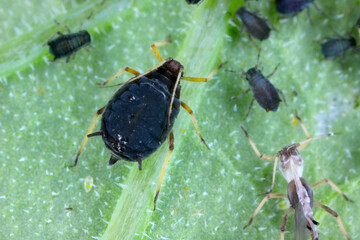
[
  {"x1": 163, "y1": 58, "x2": 184, "y2": 80},
  {"x1": 80, "y1": 30, "x2": 91, "y2": 43},
  {"x1": 236, "y1": 7, "x2": 248, "y2": 18},
  {"x1": 245, "y1": 67, "x2": 261, "y2": 81},
  {"x1": 277, "y1": 144, "x2": 303, "y2": 182},
  {"x1": 349, "y1": 36, "x2": 357, "y2": 47}
]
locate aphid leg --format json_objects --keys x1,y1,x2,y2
[
  {"x1": 154, "y1": 130, "x2": 174, "y2": 210},
  {"x1": 313, "y1": 202, "x2": 351, "y2": 240},
  {"x1": 311, "y1": 179, "x2": 353, "y2": 202},
  {"x1": 240, "y1": 125, "x2": 276, "y2": 161},
  {"x1": 168, "y1": 67, "x2": 184, "y2": 126},
  {"x1": 54, "y1": 20, "x2": 71, "y2": 33},
  {"x1": 266, "y1": 156, "x2": 279, "y2": 194},
  {"x1": 266, "y1": 63, "x2": 280, "y2": 79},
  {"x1": 101, "y1": 67, "x2": 141, "y2": 86},
  {"x1": 181, "y1": 62, "x2": 227, "y2": 82},
  {"x1": 312, "y1": 2, "x2": 328, "y2": 19},
  {"x1": 248, "y1": 34, "x2": 260, "y2": 50},
  {"x1": 244, "y1": 98, "x2": 255, "y2": 120},
  {"x1": 244, "y1": 193, "x2": 287, "y2": 229},
  {"x1": 276, "y1": 88, "x2": 287, "y2": 105},
  {"x1": 293, "y1": 114, "x2": 311, "y2": 151},
  {"x1": 71, "y1": 106, "x2": 105, "y2": 167},
  {"x1": 151, "y1": 40, "x2": 172, "y2": 62},
  {"x1": 180, "y1": 101, "x2": 209, "y2": 149},
  {"x1": 280, "y1": 207, "x2": 294, "y2": 240},
  {"x1": 46, "y1": 31, "x2": 63, "y2": 45},
  {"x1": 78, "y1": 12, "x2": 93, "y2": 31},
  {"x1": 230, "y1": 88, "x2": 250, "y2": 101},
  {"x1": 255, "y1": 48, "x2": 261, "y2": 69},
  {"x1": 306, "y1": 7, "x2": 313, "y2": 25}
]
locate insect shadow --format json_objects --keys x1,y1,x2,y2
[
  {"x1": 71, "y1": 40, "x2": 225, "y2": 210},
  {"x1": 46, "y1": 13, "x2": 93, "y2": 63},
  {"x1": 241, "y1": 116, "x2": 352, "y2": 240},
  {"x1": 228, "y1": 49, "x2": 286, "y2": 119}
]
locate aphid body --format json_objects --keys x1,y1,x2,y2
[
  {"x1": 100, "y1": 59, "x2": 182, "y2": 167},
  {"x1": 186, "y1": 0, "x2": 201, "y2": 4},
  {"x1": 320, "y1": 37, "x2": 356, "y2": 59},
  {"x1": 245, "y1": 67, "x2": 281, "y2": 112},
  {"x1": 276, "y1": 0, "x2": 314, "y2": 14},
  {"x1": 73, "y1": 41, "x2": 223, "y2": 210},
  {"x1": 236, "y1": 7, "x2": 271, "y2": 41},
  {"x1": 47, "y1": 30, "x2": 91, "y2": 62}
]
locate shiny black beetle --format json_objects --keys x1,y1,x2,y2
[{"x1": 72, "y1": 41, "x2": 224, "y2": 209}]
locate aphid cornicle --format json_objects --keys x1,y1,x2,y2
[
  {"x1": 72, "y1": 40, "x2": 224, "y2": 210},
  {"x1": 46, "y1": 16, "x2": 91, "y2": 62},
  {"x1": 241, "y1": 117, "x2": 352, "y2": 240},
  {"x1": 235, "y1": 7, "x2": 271, "y2": 41},
  {"x1": 320, "y1": 36, "x2": 357, "y2": 60},
  {"x1": 230, "y1": 49, "x2": 285, "y2": 119}
]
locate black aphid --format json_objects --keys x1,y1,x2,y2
[
  {"x1": 276, "y1": 0, "x2": 314, "y2": 14},
  {"x1": 46, "y1": 15, "x2": 92, "y2": 62},
  {"x1": 320, "y1": 36, "x2": 357, "y2": 60},
  {"x1": 186, "y1": 0, "x2": 202, "y2": 4},
  {"x1": 230, "y1": 49, "x2": 285, "y2": 119},
  {"x1": 72, "y1": 40, "x2": 224, "y2": 210},
  {"x1": 235, "y1": 7, "x2": 271, "y2": 41}
]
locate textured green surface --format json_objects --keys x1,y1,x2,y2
[{"x1": 0, "y1": 0, "x2": 359, "y2": 239}]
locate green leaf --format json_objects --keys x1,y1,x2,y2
[{"x1": 1, "y1": 0, "x2": 359, "y2": 240}]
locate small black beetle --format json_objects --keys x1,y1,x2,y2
[
  {"x1": 320, "y1": 36, "x2": 357, "y2": 60},
  {"x1": 72, "y1": 41, "x2": 224, "y2": 210},
  {"x1": 235, "y1": 7, "x2": 271, "y2": 41},
  {"x1": 47, "y1": 16, "x2": 92, "y2": 62},
  {"x1": 275, "y1": 0, "x2": 313, "y2": 14},
  {"x1": 230, "y1": 50, "x2": 285, "y2": 119}
]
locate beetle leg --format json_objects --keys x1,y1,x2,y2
[
  {"x1": 230, "y1": 88, "x2": 250, "y2": 101},
  {"x1": 244, "y1": 193, "x2": 287, "y2": 229},
  {"x1": 267, "y1": 63, "x2": 280, "y2": 79},
  {"x1": 280, "y1": 207, "x2": 294, "y2": 240},
  {"x1": 244, "y1": 97, "x2": 255, "y2": 120},
  {"x1": 313, "y1": 202, "x2": 351, "y2": 240},
  {"x1": 180, "y1": 101, "x2": 209, "y2": 149},
  {"x1": 71, "y1": 106, "x2": 105, "y2": 167},
  {"x1": 154, "y1": 130, "x2": 174, "y2": 210},
  {"x1": 240, "y1": 125, "x2": 276, "y2": 161},
  {"x1": 101, "y1": 67, "x2": 141, "y2": 86},
  {"x1": 181, "y1": 61, "x2": 227, "y2": 82},
  {"x1": 54, "y1": 19, "x2": 72, "y2": 33},
  {"x1": 151, "y1": 40, "x2": 172, "y2": 62},
  {"x1": 311, "y1": 179, "x2": 353, "y2": 202}
]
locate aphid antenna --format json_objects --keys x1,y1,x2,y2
[
  {"x1": 78, "y1": 12, "x2": 94, "y2": 31},
  {"x1": 312, "y1": 1, "x2": 328, "y2": 19},
  {"x1": 54, "y1": 19, "x2": 72, "y2": 34}
]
